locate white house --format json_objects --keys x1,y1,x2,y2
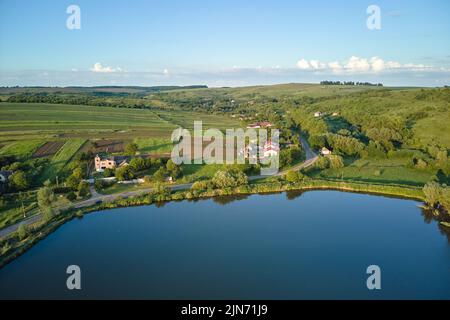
[
  {"x1": 263, "y1": 140, "x2": 279, "y2": 157},
  {"x1": 321, "y1": 147, "x2": 332, "y2": 156},
  {"x1": 314, "y1": 111, "x2": 323, "y2": 118}
]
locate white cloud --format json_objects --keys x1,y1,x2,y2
[
  {"x1": 91, "y1": 62, "x2": 121, "y2": 73},
  {"x1": 345, "y1": 56, "x2": 371, "y2": 72},
  {"x1": 296, "y1": 59, "x2": 310, "y2": 70},
  {"x1": 328, "y1": 61, "x2": 343, "y2": 73},
  {"x1": 296, "y1": 56, "x2": 432, "y2": 74},
  {"x1": 163, "y1": 68, "x2": 169, "y2": 75}
]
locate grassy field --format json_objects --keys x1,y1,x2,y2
[
  {"x1": 0, "y1": 102, "x2": 241, "y2": 139},
  {"x1": 0, "y1": 140, "x2": 44, "y2": 159},
  {"x1": 133, "y1": 137, "x2": 173, "y2": 155},
  {"x1": 308, "y1": 156, "x2": 435, "y2": 187}
]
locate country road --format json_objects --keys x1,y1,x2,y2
[{"x1": 0, "y1": 135, "x2": 317, "y2": 239}]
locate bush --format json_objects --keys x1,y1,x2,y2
[
  {"x1": 152, "y1": 182, "x2": 171, "y2": 201},
  {"x1": 315, "y1": 156, "x2": 330, "y2": 169},
  {"x1": 66, "y1": 191, "x2": 77, "y2": 201},
  {"x1": 125, "y1": 143, "x2": 139, "y2": 155},
  {"x1": 191, "y1": 180, "x2": 209, "y2": 191},
  {"x1": 212, "y1": 168, "x2": 248, "y2": 189},
  {"x1": 77, "y1": 181, "x2": 90, "y2": 197},
  {"x1": 328, "y1": 155, "x2": 344, "y2": 169},
  {"x1": 103, "y1": 168, "x2": 115, "y2": 177},
  {"x1": 17, "y1": 224, "x2": 28, "y2": 240},
  {"x1": 9, "y1": 171, "x2": 30, "y2": 191},
  {"x1": 286, "y1": 170, "x2": 302, "y2": 183},
  {"x1": 115, "y1": 166, "x2": 135, "y2": 181},
  {"x1": 153, "y1": 167, "x2": 167, "y2": 182}
]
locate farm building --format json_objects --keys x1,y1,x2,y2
[
  {"x1": 246, "y1": 121, "x2": 273, "y2": 129},
  {"x1": 321, "y1": 147, "x2": 332, "y2": 156},
  {"x1": 314, "y1": 111, "x2": 324, "y2": 118},
  {"x1": 94, "y1": 154, "x2": 130, "y2": 172}
]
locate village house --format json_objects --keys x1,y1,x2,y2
[
  {"x1": 94, "y1": 154, "x2": 130, "y2": 172},
  {"x1": 262, "y1": 140, "x2": 279, "y2": 158},
  {"x1": 241, "y1": 144, "x2": 259, "y2": 160},
  {"x1": 246, "y1": 121, "x2": 273, "y2": 129},
  {"x1": 314, "y1": 111, "x2": 324, "y2": 118},
  {"x1": 321, "y1": 147, "x2": 332, "y2": 156}
]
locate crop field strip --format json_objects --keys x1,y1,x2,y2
[
  {"x1": 0, "y1": 140, "x2": 45, "y2": 159},
  {"x1": 32, "y1": 141, "x2": 65, "y2": 158}
]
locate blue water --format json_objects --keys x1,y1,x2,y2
[{"x1": 0, "y1": 190, "x2": 449, "y2": 299}]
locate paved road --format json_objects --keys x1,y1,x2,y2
[{"x1": 0, "y1": 135, "x2": 317, "y2": 239}]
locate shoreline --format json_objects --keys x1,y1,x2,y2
[{"x1": 0, "y1": 178, "x2": 426, "y2": 269}]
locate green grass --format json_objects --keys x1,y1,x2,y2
[
  {"x1": 0, "y1": 192, "x2": 37, "y2": 229},
  {"x1": 0, "y1": 140, "x2": 44, "y2": 158},
  {"x1": 309, "y1": 156, "x2": 435, "y2": 187},
  {"x1": 133, "y1": 137, "x2": 173, "y2": 154},
  {"x1": 181, "y1": 164, "x2": 227, "y2": 181}
]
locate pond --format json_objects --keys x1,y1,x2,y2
[{"x1": 1, "y1": 190, "x2": 449, "y2": 299}]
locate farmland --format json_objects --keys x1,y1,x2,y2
[
  {"x1": 39, "y1": 139, "x2": 87, "y2": 182},
  {"x1": 32, "y1": 141, "x2": 64, "y2": 158},
  {"x1": 0, "y1": 102, "x2": 241, "y2": 142},
  {"x1": 0, "y1": 140, "x2": 44, "y2": 159}
]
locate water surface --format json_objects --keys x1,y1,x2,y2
[{"x1": 1, "y1": 190, "x2": 449, "y2": 299}]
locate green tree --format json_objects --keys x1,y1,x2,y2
[
  {"x1": 115, "y1": 166, "x2": 135, "y2": 181},
  {"x1": 439, "y1": 186, "x2": 450, "y2": 212},
  {"x1": 17, "y1": 224, "x2": 28, "y2": 240},
  {"x1": 423, "y1": 181, "x2": 442, "y2": 208},
  {"x1": 9, "y1": 171, "x2": 29, "y2": 191},
  {"x1": 66, "y1": 174, "x2": 81, "y2": 190},
  {"x1": 125, "y1": 143, "x2": 139, "y2": 155},
  {"x1": 37, "y1": 186, "x2": 55, "y2": 219},
  {"x1": 153, "y1": 167, "x2": 167, "y2": 182},
  {"x1": 103, "y1": 168, "x2": 115, "y2": 177},
  {"x1": 191, "y1": 180, "x2": 209, "y2": 191},
  {"x1": 77, "y1": 181, "x2": 90, "y2": 197},
  {"x1": 66, "y1": 191, "x2": 77, "y2": 201},
  {"x1": 72, "y1": 167, "x2": 84, "y2": 180},
  {"x1": 328, "y1": 155, "x2": 345, "y2": 169},
  {"x1": 286, "y1": 170, "x2": 301, "y2": 183},
  {"x1": 166, "y1": 159, "x2": 177, "y2": 172},
  {"x1": 130, "y1": 157, "x2": 146, "y2": 171},
  {"x1": 212, "y1": 168, "x2": 248, "y2": 188},
  {"x1": 315, "y1": 156, "x2": 330, "y2": 169}
]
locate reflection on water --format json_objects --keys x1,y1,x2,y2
[{"x1": 420, "y1": 208, "x2": 450, "y2": 243}]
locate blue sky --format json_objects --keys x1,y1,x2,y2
[{"x1": 0, "y1": 0, "x2": 449, "y2": 87}]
